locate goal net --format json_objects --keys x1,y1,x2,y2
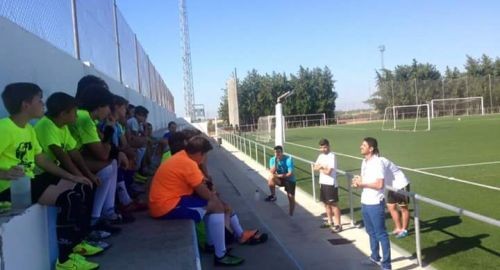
[
  {"x1": 283, "y1": 113, "x2": 326, "y2": 129},
  {"x1": 256, "y1": 115, "x2": 275, "y2": 143},
  {"x1": 430, "y1": 97, "x2": 484, "y2": 118},
  {"x1": 382, "y1": 104, "x2": 431, "y2": 132},
  {"x1": 255, "y1": 113, "x2": 325, "y2": 143}
]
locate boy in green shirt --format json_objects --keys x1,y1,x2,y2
[
  {"x1": 0, "y1": 83, "x2": 98, "y2": 270},
  {"x1": 35, "y1": 92, "x2": 109, "y2": 256},
  {"x1": 70, "y1": 77, "x2": 129, "y2": 229}
]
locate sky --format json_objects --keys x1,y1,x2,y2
[{"x1": 116, "y1": 0, "x2": 500, "y2": 117}]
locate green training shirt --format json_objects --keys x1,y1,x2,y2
[
  {"x1": 69, "y1": 110, "x2": 101, "y2": 150},
  {"x1": 35, "y1": 116, "x2": 77, "y2": 164},
  {"x1": 0, "y1": 117, "x2": 42, "y2": 192}
]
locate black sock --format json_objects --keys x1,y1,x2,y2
[
  {"x1": 55, "y1": 190, "x2": 84, "y2": 262},
  {"x1": 72, "y1": 184, "x2": 93, "y2": 239}
]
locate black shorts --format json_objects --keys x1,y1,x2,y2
[
  {"x1": 31, "y1": 172, "x2": 61, "y2": 202},
  {"x1": 320, "y1": 184, "x2": 339, "y2": 204},
  {"x1": 277, "y1": 178, "x2": 296, "y2": 196},
  {"x1": 387, "y1": 184, "x2": 410, "y2": 205},
  {"x1": 0, "y1": 172, "x2": 60, "y2": 203}
]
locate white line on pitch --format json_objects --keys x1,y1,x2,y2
[
  {"x1": 285, "y1": 141, "x2": 500, "y2": 192},
  {"x1": 415, "y1": 161, "x2": 500, "y2": 170}
]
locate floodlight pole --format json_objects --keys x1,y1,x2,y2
[{"x1": 275, "y1": 91, "x2": 293, "y2": 149}]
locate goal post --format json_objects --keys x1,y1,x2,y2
[
  {"x1": 430, "y1": 97, "x2": 484, "y2": 118},
  {"x1": 382, "y1": 104, "x2": 431, "y2": 132}
]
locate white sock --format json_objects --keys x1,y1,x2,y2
[
  {"x1": 207, "y1": 213, "x2": 226, "y2": 258},
  {"x1": 230, "y1": 213, "x2": 244, "y2": 240},
  {"x1": 92, "y1": 162, "x2": 114, "y2": 219},
  {"x1": 117, "y1": 181, "x2": 132, "y2": 205},
  {"x1": 203, "y1": 216, "x2": 213, "y2": 246},
  {"x1": 102, "y1": 160, "x2": 118, "y2": 218}
]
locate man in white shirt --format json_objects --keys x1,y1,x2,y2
[
  {"x1": 380, "y1": 157, "x2": 410, "y2": 239},
  {"x1": 352, "y1": 137, "x2": 391, "y2": 270},
  {"x1": 313, "y1": 139, "x2": 341, "y2": 232}
]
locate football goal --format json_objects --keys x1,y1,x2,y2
[
  {"x1": 255, "y1": 113, "x2": 326, "y2": 143},
  {"x1": 256, "y1": 115, "x2": 275, "y2": 143},
  {"x1": 382, "y1": 104, "x2": 431, "y2": 132},
  {"x1": 284, "y1": 113, "x2": 326, "y2": 128},
  {"x1": 430, "y1": 97, "x2": 484, "y2": 118}
]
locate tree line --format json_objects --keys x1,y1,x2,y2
[
  {"x1": 218, "y1": 66, "x2": 338, "y2": 125},
  {"x1": 367, "y1": 55, "x2": 500, "y2": 113}
]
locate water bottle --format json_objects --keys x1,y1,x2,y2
[
  {"x1": 10, "y1": 167, "x2": 32, "y2": 209},
  {"x1": 254, "y1": 189, "x2": 260, "y2": 201}
]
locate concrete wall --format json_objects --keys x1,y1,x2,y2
[
  {"x1": 0, "y1": 205, "x2": 52, "y2": 270},
  {"x1": 0, "y1": 16, "x2": 175, "y2": 129}
]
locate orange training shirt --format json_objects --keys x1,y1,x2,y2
[{"x1": 149, "y1": 150, "x2": 204, "y2": 218}]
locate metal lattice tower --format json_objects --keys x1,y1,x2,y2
[{"x1": 179, "y1": 0, "x2": 195, "y2": 119}]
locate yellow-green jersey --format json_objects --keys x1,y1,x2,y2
[
  {"x1": 69, "y1": 110, "x2": 101, "y2": 150},
  {"x1": 161, "y1": 150, "x2": 172, "y2": 162},
  {"x1": 0, "y1": 117, "x2": 42, "y2": 192},
  {"x1": 34, "y1": 116, "x2": 77, "y2": 165}
]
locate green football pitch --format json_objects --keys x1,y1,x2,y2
[{"x1": 234, "y1": 114, "x2": 500, "y2": 270}]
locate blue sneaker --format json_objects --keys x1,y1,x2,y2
[
  {"x1": 361, "y1": 257, "x2": 380, "y2": 266},
  {"x1": 396, "y1": 229, "x2": 408, "y2": 239}
]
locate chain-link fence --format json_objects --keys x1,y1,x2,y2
[{"x1": 0, "y1": 0, "x2": 173, "y2": 112}]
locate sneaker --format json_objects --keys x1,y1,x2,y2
[
  {"x1": 214, "y1": 253, "x2": 244, "y2": 266},
  {"x1": 395, "y1": 229, "x2": 408, "y2": 239},
  {"x1": 361, "y1": 257, "x2": 381, "y2": 266},
  {"x1": 87, "y1": 240, "x2": 111, "y2": 250},
  {"x1": 73, "y1": 241, "x2": 104, "y2": 256},
  {"x1": 70, "y1": 254, "x2": 100, "y2": 269},
  {"x1": 331, "y1": 225, "x2": 343, "y2": 233},
  {"x1": 56, "y1": 253, "x2": 99, "y2": 270},
  {"x1": 88, "y1": 230, "x2": 111, "y2": 241},
  {"x1": 320, "y1": 222, "x2": 332, "y2": 229},
  {"x1": 119, "y1": 200, "x2": 148, "y2": 213},
  {"x1": 134, "y1": 173, "x2": 148, "y2": 183},
  {"x1": 92, "y1": 220, "x2": 122, "y2": 234},
  {"x1": 390, "y1": 229, "x2": 401, "y2": 235},
  {"x1": 264, "y1": 195, "x2": 277, "y2": 202},
  {"x1": 106, "y1": 213, "x2": 135, "y2": 225}
]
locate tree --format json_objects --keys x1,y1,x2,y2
[{"x1": 220, "y1": 66, "x2": 337, "y2": 125}]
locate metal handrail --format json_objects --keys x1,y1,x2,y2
[{"x1": 216, "y1": 128, "x2": 500, "y2": 268}]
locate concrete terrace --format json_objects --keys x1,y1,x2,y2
[{"x1": 94, "y1": 137, "x2": 429, "y2": 270}]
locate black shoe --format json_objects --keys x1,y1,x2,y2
[
  {"x1": 214, "y1": 253, "x2": 244, "y2": 266},
  {"x1": 93, "y1": 219, "x2": 122, "y2": 234},
  {"x1": 264, "y1": 195, "x2": 276, "y2": 202}
]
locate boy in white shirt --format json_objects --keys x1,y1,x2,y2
[
  {"x1": 313, "y1": 139, "x2": 341, "y2": 232},
  {"x1": 380, "y1": 157, "x2": 410, "y2": 239}
]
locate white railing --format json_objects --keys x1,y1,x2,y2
[{"x1": 217, "y1": 128, "x2": 500, "y2": 268}]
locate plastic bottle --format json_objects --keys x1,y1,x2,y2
[
  {"x1": 10, "y1": 167, "x2": 32, "y2": 209},
  {"x1": 254, "y1": 189, "x2": 260, "y2": 201}
]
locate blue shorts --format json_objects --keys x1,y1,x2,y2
[{"x1": 160, "y1": 195, "x2": 208, "y2": 222}]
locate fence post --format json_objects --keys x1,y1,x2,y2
[
  {"x1": 255, "y1": 142, "x2": 258, "y2": 161},
  {"x1": 70, "y1": 0, "x2": 81, "y2": 60},
  {"x1": 413, "y1": 194, "x2": 422, "y2": 267},
  {"x1": 262, "y1": 145, "x2": 266, "y2": 166},
  {"x1": 112, "y1": 0, "x2": 123, "y2": 83},
  {"x1": 310, "y1": 164, "x2": 316, "y2": 201},
  {"x1": 244, "y1": 138, "x2": 247, "y2": 155}
]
